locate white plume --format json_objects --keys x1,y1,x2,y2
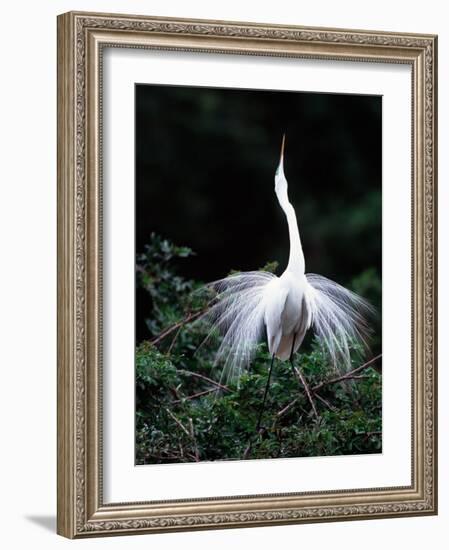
[
  {"x1": 305, "y1": 273, "x2": 375, "y2": 372},
  {"x1": 196, "y1": 271, "x2": 275, "y2": 386},
  {"x1": 195, "y1": 270, "x2": 374, "y2": 385}
]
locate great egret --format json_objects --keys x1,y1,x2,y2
[{"x1": 199, "y1": 135, "x2": 374, "y2": 427}]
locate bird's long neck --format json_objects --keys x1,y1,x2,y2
[
  {"x1": 275, "y1": 138, "x2": 305, "y2": 275},
  {"x1": 279, "y1": 197, "x2": 305, "y2": 275}
]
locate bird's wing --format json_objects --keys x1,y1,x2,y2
[
  {"x1": 196, "y1": 271, "x2": 276, "y2": 386},
  {"x1": 263, "y1": 279, "x2": 289, "y2": 356},
  {"x1": 305, "y1": 273, "x2": 375, "y2": 372}
]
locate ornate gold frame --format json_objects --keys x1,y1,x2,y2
[{"x1": 57, "y1": 11, "x2": 438, "y2": 538}]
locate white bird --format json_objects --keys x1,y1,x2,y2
[{"x1": 198, "y1": 135, "x2": 374, "y2": 424}]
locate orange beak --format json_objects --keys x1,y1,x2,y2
[{"x1": 280, "y1": 133, "x2": 286, "y2": 160}]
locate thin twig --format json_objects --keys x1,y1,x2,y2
[
  {"x1": 167, "y1": 324, "x2": 183, "y2": 355},
  {"x1": 168, "y1": 385, "x2": 182, "y2": 401},
  {"x1": 292, "y1": 365, "x2": 319, "y2": 418},
  {"x1": 150, "y1": 307, "x2": 209, "y2": 346},
  {"x1": 164, "y1": 408, "x2": 190, "y2": 436},
  {"x1": 186, "y1": 453, "x2": 199, "y2": 461},
  {"x1": 172, "y1": 388, "x2": 216, "y2": 404},
  {"x1": 312, "y1": 353, "x2": 382, "y2": 393},
  {"x1": 314, "y1": 392, "x2": 337, "y2": 412},
  {"x1": 276, "y1": 397, "x2": 300, "y2": 419},
  {"x1": 166, "y1": 408, "x2": 201, "y2": 461},
  {"x1": 189, "y1": 418, "x2": 200, "y2": 462},
  {"x1": 178, "y1": 370, "x2": 230, "y2": 392},
  {"x1": 243, "y1": 442, "x2": 253, "y2": 460}
]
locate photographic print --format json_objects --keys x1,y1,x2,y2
[
  {"x1": 135, "y1": 84, "x2": 382, "y2": 465},
  {"x1": 57, "y1": 12, "x2": 437, "y2": 537}
]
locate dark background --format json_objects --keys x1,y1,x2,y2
[{"x1": 135, "y1": 84, "x2": 382, "y2": 344}]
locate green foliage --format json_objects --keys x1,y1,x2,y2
[
  {"x1": 136, "y1": 234, "x2": 199, "y2": 336},
  {"x1": 136, "y1": 236, "x2": 382, "y2": 464}
]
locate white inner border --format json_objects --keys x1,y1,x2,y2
[{"x1": 103, "y1": 48, "x2": 412, "y2": 503}]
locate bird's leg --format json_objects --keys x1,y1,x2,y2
[
  {"x1": 255, "y1": 353, "x2": 276, "y2": 433},
  {"x1": 289, "y1": 335, "x2": 319, "y2": 419}
]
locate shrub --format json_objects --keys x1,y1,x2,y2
[{"x1": 135, "y1": 234, "x2": 382, "y2": 464}]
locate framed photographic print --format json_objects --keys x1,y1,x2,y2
[{"x1": 57, "y1": 11, "x2": 438, "y2": 538}]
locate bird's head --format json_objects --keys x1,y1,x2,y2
[{"x1": 274, "y1": 134, "x2": 289, "y2": 203}]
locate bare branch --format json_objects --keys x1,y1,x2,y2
[
  {"x1": 189, "y1": 418, "x2": 200, "y2": 462},
  {"x1": 276, "y1": 397, "x2": 300, "y2": 419},
  {"x1": 165, "y1": 409, "x2": 201, "y2": 461},
  {"x1": 314, "y1": 392, "x2": 337, "y2": 412},
  {"x1": 178, "y1": 369, "x2": 230, "y2": 392},
  {"x1": 150, "y1": 307, "x2": 209, "y2": 346},
  {"x1": 172, "y1": 388, "x2": 216, "y2": 404},
  {"x1": 312, "y1": 353, "x2": 382, "y2": 393},
  {"x1": 167, "y1": 324, "x2": 183, "y2": 355},
  {"x1": 164, "y1": 408, "x2": 190, "y2": 436},
  {"x1": 291, "y1": 364, "x2": 319, "y2": 418}
]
